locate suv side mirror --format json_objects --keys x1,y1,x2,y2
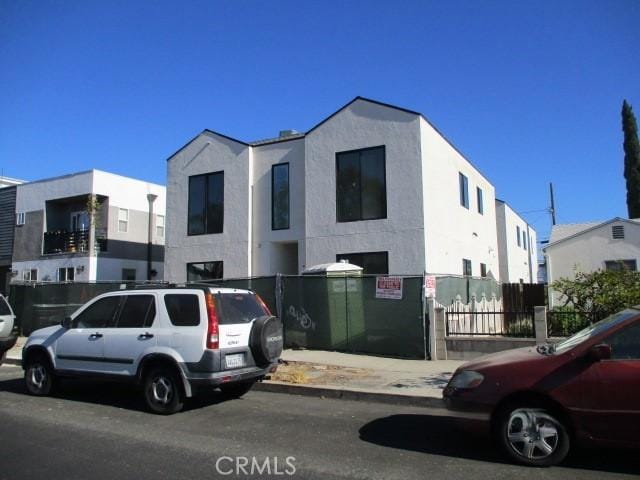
[
  {"x1": 61, "y1": 316, "x2": 73, "y2": 329},
  {"x1": 588, "y1": 343, "x2": 611, "y2": 362}
]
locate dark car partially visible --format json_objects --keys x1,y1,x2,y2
[{"x1": 444, "y1": 308, "x2": 640, "y2": 466}]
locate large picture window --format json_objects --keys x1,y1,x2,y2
[
  {"x1": 336, "y1": 251, "x2": 388, "y2": 275},
  {"x1": 272, "y1": 163, "x2": 290, "y2": 230},
  {"x1": 187, "y1": 261, "x2": 223, "y2": 281},
  {"x1": 188, "y1": 172, "x2": 224, "y2": 235},
  {"x1": 336, "y1": 146, "x2": 386, "y2": 222}
]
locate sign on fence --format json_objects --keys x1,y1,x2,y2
[
  {"x1": 425, "y1": 275, "x2": 436, "y2": 298},
  {"x1": 375, "y1": 276, "x2": 403, "y2": 300}
]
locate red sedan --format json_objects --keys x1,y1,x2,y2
[{"x1": 443, "y1": 307, "x2": 640, "y2": 466}]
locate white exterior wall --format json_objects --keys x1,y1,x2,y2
[
  {"x1": 251, "y1": 138, "x2": 305, "y2": 275},
  {"x1": 15, "y1": 171, "x2": 94, "y2": 213},
  {"x1": 13, "y1": 170, "x2": 166, "y2": 282},
  {"x1": 12, "y1": 257, "x2": 93, "y2": 283},
  {"x1": 304, "y1": 99, "x2": 425, "y2": 274},
  {"x1": 96, "y1": 257, "x2": 164, "y2": 281},
  {"x1": 496, "y1": 201, "x2": 538, "y2": 283},
  {"x1": 420, "y1": 118, "x2": 500, "y2": 279},
  {"x1": 546, "y1": 220, "x2": 640, "y2": 306},
  {"x1": 165, "y1": 132, "x2": 251, "y2": 282}
]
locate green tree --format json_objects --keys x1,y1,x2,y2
[
  {"x1": 622, "y1": 100, "x2": 640, "y2": 218},
  {"x1": 552, "y1": 268, "x2": 640, "y2": 318}
]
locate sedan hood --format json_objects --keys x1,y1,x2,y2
[{"x1": 459, "y1": 346, "x2": 544, "y2": 372}]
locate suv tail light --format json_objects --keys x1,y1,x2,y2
[
  {"x1": 205, "y1": 292, "x2": 219, "y2": 349},
  {"x1": 256, "y1": 294, "x2": 271, "y2": 316}
]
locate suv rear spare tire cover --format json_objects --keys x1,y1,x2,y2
[{"x1": 249, "y1": 316, "x2": 283, "y2": 366}]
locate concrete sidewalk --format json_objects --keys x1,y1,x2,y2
[{"x1": 3, "y1": 338, "x2": 466, "y2": 407}]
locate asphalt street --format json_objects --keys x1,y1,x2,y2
[{"x1": 0, "y1": 365, "x2": 638, "y2": 480}]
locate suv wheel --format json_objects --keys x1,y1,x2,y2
[
  {"x1": 496, "y1": 406, "x2": 570, "y2": 467},
  {"x1": 219, "y1": 380, "x2": 255, "y2": 398},
  {"x1": 24, "y1": 355, "x2": 56, "y2": 396},
  {"x1": 143, "y1": 367, "x2": 184, "y2": 415}
]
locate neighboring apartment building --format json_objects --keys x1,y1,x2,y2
[
  {"x1": 544, "y1": 217, "x2": 640, "y2": 306},
  {"x1": 11, "y1": 170, "x2": 166, "y2": 283},
  {"x1": 495, "y1": 199, "x2": 538, "y2": 283},
  {"x1": 0, "y1": 176, "x2": 24, "y2": 293},
  {"x1": 165, "y1": 96, "x2": 534, "y2": 282}
]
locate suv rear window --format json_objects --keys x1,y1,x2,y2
[
  {"x1": 164, "y1": 294, "x2": 200, "y2": 326},
  {"x1": 0, "y1": 296, "x2": 11, "y2": 316},
  {"x1": 217, "y1": 293, "x2": 268, "y2": 325}
]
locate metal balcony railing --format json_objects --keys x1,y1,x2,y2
[{"x1": 43, "y1": 230, "x2": 90, "y2": 255}]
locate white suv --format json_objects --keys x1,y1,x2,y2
[
  {"x1": 22, "y1": 285, "x2": 283, "y2": 414},
  {"x1": 0, "y1": 294, "x2": 18, "y2": 365}
]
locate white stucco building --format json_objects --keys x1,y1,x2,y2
[
  {"x1": 544, "y1": 217, "x2": 640, "y2": 305},
  {"x1": 495, "y1": 199, "x2": 538, "y2": 283},
  {"x1": 165, "y1": 97, "x2": 534, "y2": 282},
  {"x1": 11, "y1": 170, "x2": 166, "y2": 283}
]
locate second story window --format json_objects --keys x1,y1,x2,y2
[
  {"x1": 517, "y1": 225, "x2": 521, "y2": 247},
  {"x1": 459, "y1": 173, "x2": 469, "y2": 209},
  {"x1": 188, "y1": 171, "x2": 224, "y2": 236},
  {"x1": 16, "y1": 212, "x2": 25, "y2": 225},
  {"x1": 477, "y1": 187, "x2": 483, "y2": 214},
  {"x1": 118, "y1": 208, "x2": 129, "y2": 233},
  {"x1": 272, "y1": 163, "x2": 290, "y2": 230},
  {"x1": 336, "y1": 146, "x2": 386, "y2": 222},
  {"x1": 462, "y1": 259, "x2": 472, "y2": 277},
  {"x1": 156, "y1": 214, "x2": 165, "y2": 238}
]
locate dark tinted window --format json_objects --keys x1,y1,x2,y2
[
  {"x1": 117, "y1": 295, "x2": 156, "y2": 328},
  {"x1": 187, "y1": 261, "x2": 223, "y2": 281},
  {"x1": 0, "y1": 296, "x2": 11, "y2": 315},
  {"x1": 75, "y1": 296, "x2": 121, "y2": 329},
  {"x1": 164, "y1": 294, "x2": 201, "y2": 326},
  {"x1": 336, "y1": 252, "x2": 388, "y2": 275},
  {"x1": 607, "y1": 321, "x2": 640, "y2": 360},
  {"x1": 463, "y1": 259, "x2": 472, "y2": 276},
  {"x1": 459, "y1": 173, "x2": 469, "y2": 208},
  {"x1": 336, "y1": 146, "x2": 386, "y2": 222},
  {"x1": 217, "y1": 294, "x2": 268, "y2": 325},
  {"x1": 188, "y1": 172, "x2": 224, "y2": 235},
  {"x1": 272, "y1": 163, "x2": 290, "y2": 230}
]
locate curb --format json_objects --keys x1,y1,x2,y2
[
  {"x1": 254, "y1": 380, "x2": 445, "y2": 409},
  {"x1": 2, "y1": 356, "x2": 21, "y2": 367}
]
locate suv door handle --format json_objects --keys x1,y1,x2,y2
[
  {"x1": 138, "y1": 333, "x2": 154, "y2": 340},
  {"x1": 89, "y1": 333, "x2": 103, "y2": 339}
]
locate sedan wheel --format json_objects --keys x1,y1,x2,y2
[{"x1": 498, "y1": 407, "x2": 570, "y2": 467}]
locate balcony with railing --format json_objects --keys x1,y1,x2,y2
[
  {"x1": 42, "y1": 228, "x2": 108, "y2": 255},
  {"x1": 43, "y1": 229, "x2": 89, "y2": 254}
]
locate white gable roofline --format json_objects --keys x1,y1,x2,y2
[
  {"x1": 165, "y1": 96, "x2": 489, "y2": 182},
  {"x1": 544, "y1": 217, "x2": 640, "y2": 251}
]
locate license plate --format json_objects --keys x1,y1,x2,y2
[{"x1": 225, "y1": 353, "x2": 245, "y2": 369}]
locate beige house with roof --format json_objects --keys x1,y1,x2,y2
[{"x1": 543, "y1": 217, "x2": 640, "y2": 306}]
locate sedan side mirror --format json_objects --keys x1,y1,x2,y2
[
  {"x1": 588, "y1": 343, "x2": 611, "y2": 362},
  {"x1": 61, "y1": 316, "x2": 73, "y2": 329}
]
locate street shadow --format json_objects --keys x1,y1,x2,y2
[
  {"x1": 359, "y1": 414, "x2": 640, "y2": 475},
  {"x1": 0, "y1": 375, "x2": 238, "y2": 414}
]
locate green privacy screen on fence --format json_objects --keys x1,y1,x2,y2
[
  {"x1": 281, "y1": 275, "x2": 426, "y2": 358},
  {"x1": 9, "y1": 275, "x2": 427, "y2": 359},
  {"x1": 9, "y1": 282, "x2": 128, "y2": 335}
]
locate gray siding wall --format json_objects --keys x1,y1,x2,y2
[
  {"x1": 12, "y1": 211, "x2": 44, "y2": 262},
  {"x1": 0, "y1": 186, "x2": 16, "y2": 266}
]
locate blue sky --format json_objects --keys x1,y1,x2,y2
[{"x1": 1, "y1": 0, "x2": 639, "y2": 242}]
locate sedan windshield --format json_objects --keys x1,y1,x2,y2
[{"x1": 553, "y1": 309, "x2": 639, "y2": 353}]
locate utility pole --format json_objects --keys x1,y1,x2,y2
[{"x1": 549, "y1": 183, "x2": 556, "y2": 226}]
